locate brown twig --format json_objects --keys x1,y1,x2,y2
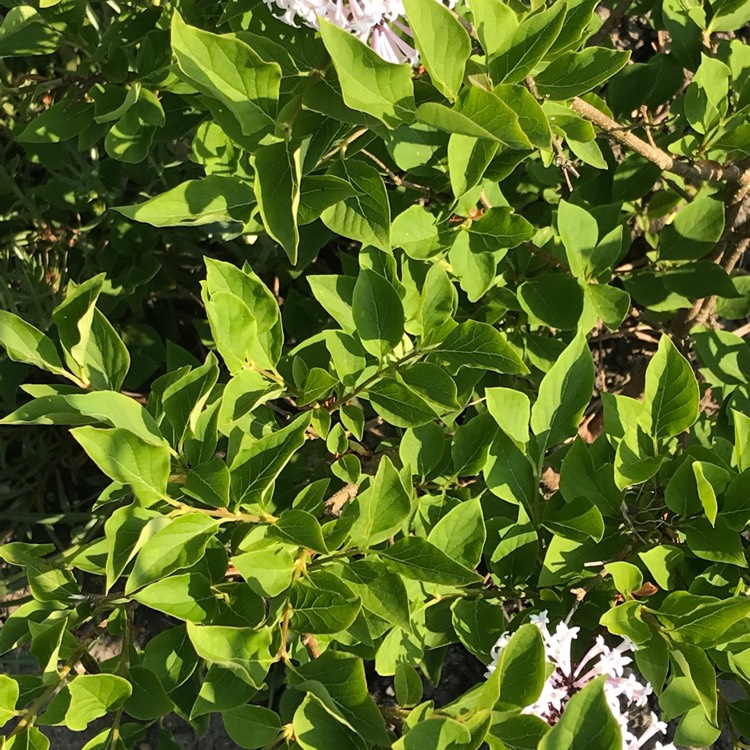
[
  {"x1": 325, "y1": 483, "x2": 360, "y2": 516},
  {"x1": 677, "y1": 173, "x2": 750, "y2": 332},
  {"x1": 360, "y1": 149, "x2": 438, "y2": 197},
  {"x1": 570, "y1": 97, "x2": 744, "y2": 185},
  {"x1": 692, "y1": 238, "x2": 750, "y2": 328},
  {"x1": 302, "y1": 634, "x2": 321, "y2": 659},
  {"x1": 588, "y1": 0, "x2": 632, "y2": 47}
]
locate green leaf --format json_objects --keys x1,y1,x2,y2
[
  {"x1": 321, "y1": 160, "x2": 391, "y2": 251},
  {"x1": 392, "y1": 717, "x2": 471, "y2": 749},
  {"x1": 734, "y1": 410, "x2": 750, "y2": 472},
  {"x1": 493, "y1": 83, "x2": 552, "y2": 150},
  {"x1": 395, "y1": 662, "x2": 423, "y2": 707},
  {"x1": 230, "y1": 414, "x2": 311, "y2": 506},
  {"x1": 2, "y1": 390, "x2": 165, "y2": 447},
  {"x1": 451, "y1": 414, "x2": 497, "y2": 477},
  {"x1": 685, "y1": 54, "x2": 730, "y2": 133},
  {"x1": 671, "y1": 644, "x2": 719, "y2": 726},
  {"x1": 293, "y1": 693, "x2": 363, "y2": 750},
  {"x1": 0, "y1": 311, "x2": 67, "y2": 377},
  {"x1": 469, "y1": 0, "x2": 518, "y2": 56},
  {"x1": 123, "y1": 665, "x2": 174, "y2": 721},
  {"x1": 403, "y1": 0, "x2": 471, "y2": 101},
  {"x1": 104, "y1": 504, "x2": 160, "y2": 591},
  {"x1": 605, "y1": 561, "x2": 643, "y2": 596},
  {"x1": 352, "y1": 269, "x2": 404, "y2": 360},
  {"x1": 518, "y1": 275, "x2": 583, "y2": 330},
  {"x1": 586, "y1": 284, "x2": 631, "y2": 330},
  {"x1": 548, "y1": 0, "x2": 599, "y2": 53},
  {"x1": 401, "y1": 424, "x2": 444, "y2": 477},
  {"x1": 71, "y1": 427, "x2": 170, "y2": 506},
  {"x1": 659, "y1": 193, "x2": 725, "y2": 261},
  {"x1": 161, "y1": 354, "x2": 219, "y2": 447},
  {"x1": 347, "y1": 456, "x2": 412, "y2": 547},
  {"x1": 639, "y1": 336, "x2": 699, "y2": 439},
  {"x1": 530, "y1": 333, "x2": 594, "y2": 451},
  {"x1": 684, "y1": 520, "x2": 747, "y2": 567},
  {"x1": 341, "y1": 403, "x2": 365, "y2": 441},
  {"x1": 340, "y1": 559, "x2": 411, "y2": 631},
  {"x1": 488, "y1": 2, "x2": 566, "y2": 84},
  {"x1": 466, "y1": 206, "x2": 535, "y2": 251},
  {"x1": 223, "y1": 705, "x2": 282, "y2": 749},
  {"x1": 66, "y1": 675, "x2": 132, "y2": 731},
  {"x1": 538, "y1": 677, "x2": 622, "y2": 750},
  {"x1": 190, "y1": 666, "x2": 256, "y2": 718},
  {"x1": 232, "y1": 545, "x2": 296, "y2": 597},
  {"x1": 392, "y1": 205, "x2": 441, "y2": 260},
  {"x1": 489, "y1": 714, "x2": 550, "y2": 750},
  {"x1": 557, "y1": 199, "x2": 598, "y2": 279},
  {"x1": 449, "y1": 231, "x2": 498, "y2": 301},
  {"x1": 252, "y1": 141, "x2": 302, "y2": 264},
  {"x1": 298, "y1": 176, "x2": 358, "y2": 225},
  {"x1": 639, "y1": 545, "x2": 684, "y2": 591},
  {"x1": 0, "y1": 6, "x2": 61, "y2": 58},
  {"x1": 418, "y1": 264, "x2": 458, "y2": 346},
  {"x1": 17, "y1": 101, "x2": 93, "y2": 144},
  {"x1": 663, "y1": 260, "x2": 740, "y2": 299},
  {"x1": 378, "y1": 538, "x2": 482, "y2": 585},
  {"x1": 310, "y1": 276, "x2": 356, "y2": 333},
  {"x1": 559, "y1": 438, "x2": 620, "y2": 516},
  {"x1": 290, "y1": 650, "x2": 390, "y2": 746},
  {"x1": 115, "y1": 176, "x2": 255, "y2": 229},
  {"x1": 535, "y1": 48, "x2": 630, "y2": 99},
  {"x1": 125, "y1": 514, "x2": 219, "y2": 594},
  {"x1": 52, "y1": 275, "x2": 129, "y2": 390},
  {"x1": 187, "y1": 623, "x2": 274, "y2": 688},
  {"x1": 142, "y1": 626, "x2": 198, "y2": 693},
  {"x1": 184, "y1": 458, "x2": 231, "y2": 509},
  {"x1": 600, "y1": 600, "x2": 651, "y2": 643},
  {"x1": 202, "y1": 257, "x2": 282, "y2": 373},
  {"x1": 614, "y1": 423, "x2": 664, "y2": 490},
  {"x1": 0, "y1": 543, "x2": 78, "y2": 603},
  {"x1": 451, "y1": 597, "x2": 507, "y2": 663},
  {"x1": 171, "y1": 12, "x2": 280, "y2": 136},
  {"x1": 428, "y1": 498, "x2": 486, "y2": 568},
  {"x1": 270, "y1": 509, "x2": 328, "y2": 553},
  {"x1": 542, "y1": 495, "x2": 604, "y2": 542},
  {"x1": 3, "y1": 727, "x2": 50, "y2": 750},
  {"x1": 133, "y1": 572, "x2": 217, "y2": 623},
  {"x1": 290, "y1": 572, "x2": 361, "y2": 633},
  {"x1": 318, "y1": 18, "x2": 415, "y2": 127},
  {"x1": 486, "y1": 387, "x2": 530, "y2": 446},
  {"x1": 0, "y1": 674, "x2": 19, "y2": 727},
  {"x1": 325, "y1": 330, "x2": 366, "y2": 385},
  {"x1": 104, "y1": 97, "x2": 160, "y2": 164},
  {"x1": 709, "y1": 0, "x2": 750, "y2": 30},
  {"x1": 432, "y1": 320, "x2": 528, "y2": 374},
  {"x1": 399, "y1": 362, "x2": 460, "y2": 411},
  {"x1": 484, "y1": 430, "x2": 537, "y2": 508},
  {"x1": 417, "y1": 87, "x2": 532, "y2": 149},
  {"x1": 488, "y1": 623, "x2": 546, "y2": 709},
  {"x1": 366, "y1": 378, "x2": 437, "y2": 427},
  {"x1": 448, "y1": 134, "x2": 499, "y2": 198},
  {"x1": 670, "y1": 597, "x2": 750, "y2": 646}
]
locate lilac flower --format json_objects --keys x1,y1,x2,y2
[
  {"x1": 486, "y1": 612, "x2": 676, "y2": 750},
  {"x1": 264, "y1": 0, "x2": 456, "y2": 64}
]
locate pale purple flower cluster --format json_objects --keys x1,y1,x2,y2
[
  {"x1": 263, "y1": 0, "x2": 455, "y2": 64},
  {"x1": 486, "y1": 612, "x2": 676, "y2": 750}
]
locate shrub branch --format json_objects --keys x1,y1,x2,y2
[{"x1": 569, "y1": 96, "x2": 744, "y2": 185}]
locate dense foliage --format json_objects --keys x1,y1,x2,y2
[{"x1": 2, "y1": 0, "x2": 750, "y2": 748}]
